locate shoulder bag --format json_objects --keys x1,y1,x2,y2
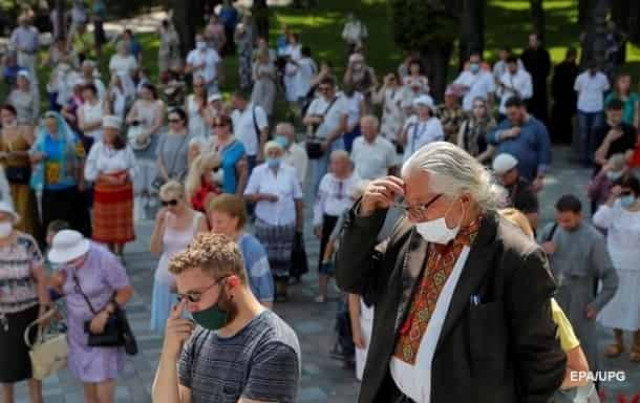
[
  {"x1": 306, "y1": 97, "x2": 339, "y2": 160},
  {"x1": 152, "y1": 134, "x2": 190, "y2": 191},
  {"x1": 23, "y1": 307, "x2": 68, "y2": 380},
  {"x1": 72, "y1": 272, "x2": 138, "y2": 355}
]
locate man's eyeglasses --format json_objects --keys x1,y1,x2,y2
[
  {"x1": 319, "y1": 86, "x2": 331, "y2": 93},
  {"x1": 161, "y1": 199, "x2": 178, "y2": 207},
  {"x1": 168, "y1": 118, "x2": 182, "y2": 124},
  {"x1": 176, "y1": 276, "x2": 228, "y2": 303},
  {"x1": 393, "y1": 194, "x2": 442, "y2": 217}
]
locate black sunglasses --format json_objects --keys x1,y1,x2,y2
[
  {"x1": 168, "y1": 119, "x2": 182, "y2": 124},
  {"x1": 162, "y1": 199, "x2": 178, "y2": 207}
]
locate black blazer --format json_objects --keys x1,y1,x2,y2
[{"x1": 336, "y1": 208, "x2": 566, "y2": 403}]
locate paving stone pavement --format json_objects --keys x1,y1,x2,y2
[{"x1": 11, "y1": 146, "x2": 640, "y2": 402}]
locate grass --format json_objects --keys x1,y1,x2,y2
[{"x1": 10, "y1": 0, "x2": 640, "y2": 120}]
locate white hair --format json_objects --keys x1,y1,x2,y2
[
  {"x1": 402, "y1": 142, "x2": 504, "y2": 211},
  {"x1": 361, "y1": 114, "x2": 379, "y2": 129}
]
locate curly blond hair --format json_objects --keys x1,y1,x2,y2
[{"x1": 168, "y1": 233, "x2": 248, "y2": 283}]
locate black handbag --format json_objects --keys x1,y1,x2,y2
[
  {"x1": 290, "y1": 231, "x2": 309, "y2": 277},
  {"x1": 5, "y1": 166, "x2": 31, "y2": 184},
  {"x1": 72, "y1": 273, "x2": 138, "y2": 356},
  {"x1": 306, "y1": 96, "x2": 339, "y2": 160},
  {"x1": 305, "y1": 139, "x2": 325, "y2": 160}
]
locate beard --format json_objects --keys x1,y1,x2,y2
[{"x1": 217, "y1": 286, "x2": 238, "y2": 322}]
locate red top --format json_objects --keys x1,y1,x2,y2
[{"x1": 191, "y1": 182, "x2": 220, "y2": 214}]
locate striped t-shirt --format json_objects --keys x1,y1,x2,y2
[
  {"x1": 0, "y1": 233, "x2": 43, "y2": 314},
  {"x1": 179, "y1": 310, "x2": 300, "y2": 402}
]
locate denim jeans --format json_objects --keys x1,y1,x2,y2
[
  {"x1": 309, "y1": 137, "x2": 345, "y2": 196},
  {"x1": 577, "y1": 111, "x2": 604, "y2": 165}
]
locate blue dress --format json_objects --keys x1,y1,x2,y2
[{"x1": 219, "y1": 139, "x2": 246, "y2": 194}]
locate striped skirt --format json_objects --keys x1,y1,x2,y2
[
  {"x1": 254, "y1": 218, "x2": 296, "y2": 278},
  {"x1": 92, "y1": 174, "x2": 135, "y2": 244}
]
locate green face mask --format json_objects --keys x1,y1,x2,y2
[{"x1": 192, "y1": 304, "x2": 228, "y2": 331}]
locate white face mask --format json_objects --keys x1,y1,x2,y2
[
  {"x1": 414, "y1": 202, "x2": 464, "y2": 245},
  {"x1": 0, "y1": 222, "x2": 13, "y2": 238},
  {"x1": 196, "y1": 41, "x2": 207, "y2": 50}
]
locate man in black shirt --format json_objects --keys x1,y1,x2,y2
[
  {"x1": 594, "y1": 99, "x2": 637, "y2": 169},
  {"x1": 493, "y1": 153, "x2": 540, "y2": 231}
]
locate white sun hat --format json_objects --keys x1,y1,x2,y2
[
  {"x1": 492, "y1": 153, "x2": 519, "y2": 175},
  {"x1": 48, "y1": 230, "x2": 90, "y2": 264},
  {"x1": 413, "y1": 94, "x2": 435, "y2": 110},
  {"x1": 0, "y1": 200, "x2": 20, "y2": 223}
]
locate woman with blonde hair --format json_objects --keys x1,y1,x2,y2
[
  {"x1": 185, "y1": 152, "x2": 221, "y2": 215},
  {"x1": 500, "y1": 208, "x2": 595, "y2": 396},
  {"x1": 149, "y1": 180, "x2": 207, "y2": 333}
]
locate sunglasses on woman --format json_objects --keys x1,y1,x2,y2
[{"x1": 162, "y1": 199, "x2": 178, "y2": 207}]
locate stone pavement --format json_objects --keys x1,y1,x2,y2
[{"x1": 11, "y1": 146, "x2": 640, "y2": 402}]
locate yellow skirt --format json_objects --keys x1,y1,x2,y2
[{"x1": 10, "y1": 182, "x2": 42, "y2": 242}]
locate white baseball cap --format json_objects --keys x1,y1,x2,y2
[
  {"x1": 48, "y1": 230, "x2": 90, "y2": 264},
  {"x1": 492, "y1": 153, "x2": 519, "y2": 175}
]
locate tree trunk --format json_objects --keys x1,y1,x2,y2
[
  {"x1": 529, "y1": 0, "x2": 545, "y2": 45},
  {"x1": 422, "y1": 42, "x2": 454, "y2": 103},
  {"x1": 458, "y1": 0, "x2": 484, "y2": 70},
  {"x1": 173, "y1": 0, "x2": 197, "y2": 58},
  {"x1": 253, "y1": 0, "x2": 269, "y2": 40},
  {"x1": 56, "y1": 0, "x2": 65, "y2": 40},
  {"x1": 581, "y1": 0, "x2": 610, "y2": 67}
]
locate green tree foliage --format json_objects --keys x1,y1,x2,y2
[{"x1": 389, "y1": 0, "x2": 458, "y2": 52}]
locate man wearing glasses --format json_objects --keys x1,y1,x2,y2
[
  {"x1": 152, "y1": 233, "x2": 300, "y2": 403},
  {"x1": 336, "y1": 142, "x2": 566, "y2": 403}
]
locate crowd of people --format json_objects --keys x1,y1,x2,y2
[{"x1": 0, "y1": 2, "x2": 639, "y2": 403}]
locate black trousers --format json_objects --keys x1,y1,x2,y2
[{"x1": 318, "y1": 214, "x2": 339, "y2": 268}]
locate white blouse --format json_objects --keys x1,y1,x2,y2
[
  {"x1": 244, "y1": 163, "x2": 303, "y2": 227},
  {"x1": 402, "y1": 115, "x2": 444, "y2": 162},
  {"x1": 84, "y1": 142, "x2": 137, "y2": 182},
  {"x1": 593, "y1": 201, "x2": 640, "y2": 272},
  {"x1": 313, "y1": 173, "x2": 361, "y2": 226}
]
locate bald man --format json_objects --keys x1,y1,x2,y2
[{"x1": 351, "y1": 115, "x2": 398, "y2": 180}]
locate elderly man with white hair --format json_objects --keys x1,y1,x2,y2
[
  {"x1": 400, "y1": 95, "x2": 444, "y2": 163},
  {"x1": 274, "y1": 122, "x2": 308, "y2": 185},
  {"x1": 351, "y1": 115, "x2": 398, "y2": 180},
  {"x1": 337, "y1": 142, "x2": 566, "y2": 403},
  {"x1": 244, "y1": 140, "x2": 304, "y2": 302}
]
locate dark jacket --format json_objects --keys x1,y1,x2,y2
[{"x1": 336, "y1": 207, "x2": 566, "y2": 403}]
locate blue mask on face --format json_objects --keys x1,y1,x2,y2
[
  {"x1": 274, "y1": 135, "x2": 289, "y2": 149},
  {"x1": 267, "y1": 158, "x2": 281, "y2": 169},
  {"x1": 469, "y1": 63, "x2": 480, "y2": 74},
  {"x1": 620, "y1": 195, "x2": 636, "y2": 208}
]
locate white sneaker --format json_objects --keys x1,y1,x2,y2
[{"x1": 314, "y1": 295, "x2": 326, "y2": 303}]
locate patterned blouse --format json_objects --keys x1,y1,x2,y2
[
  {"x1": 435, "y1": 105, "x2": 466, "y2": 144},
  {"x1": 0, "y1": 233, "x2": 44, "y2": 314}
]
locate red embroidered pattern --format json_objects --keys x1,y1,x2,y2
[{"x1": 393, "y1": 217, "x2": 482, "y2": 364}]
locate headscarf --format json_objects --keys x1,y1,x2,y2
[{"x1": 29, "y1": 111, "x2": 83, "y2": 192}]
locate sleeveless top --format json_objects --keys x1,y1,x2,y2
[
  {"x1": 0, "y1": 128, "x2": 31, "y2": 169},
  {"x1": 155, "y1": 211, "x2": 203, "y2": 284}
]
